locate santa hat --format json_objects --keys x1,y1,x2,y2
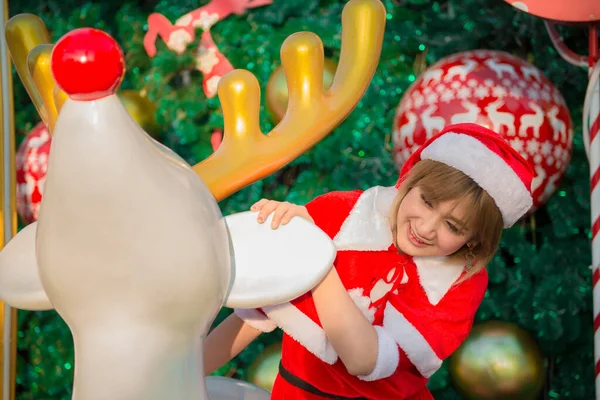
[{"x1": 398, "y1": 123, "x2": 534, "y2": 228}]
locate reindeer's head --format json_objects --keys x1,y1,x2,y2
[{"x1": 0, "y1": 1, "x2": 386, "y2": 399}]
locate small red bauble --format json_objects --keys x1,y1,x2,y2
[{"x1": 16, "y1": 123, "x2": 51, "y2": 224}]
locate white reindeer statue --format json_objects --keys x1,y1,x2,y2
[{"x1": 0, "y1": 1, "x2": 385, "y2": 399}]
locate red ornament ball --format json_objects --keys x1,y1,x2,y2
[
  {"x1": 393, "y1": 50, "x2": 572, "y2": 209},
  {"x1": 16, "y1": 123, "x2": 51, "y2": 224},
  {"x1": 51, "y1": 28, "x2": 125, "y2": 101}
]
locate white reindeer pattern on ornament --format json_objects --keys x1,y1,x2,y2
[
  {"x1": 396, "y1": 111, "x2": 417, "y2": 146},
  {"x1": 421, "y1": 66, "x2": 444, "y2": 86},
  {"x1": 421, "y1": 105, "x2": 445, "y2": 138},
  {"x1": 443, "y1": 58, "x2": 478, "y2": 82},
  {"x1": 485, "y1": 99, "x2": 516, "y2": 136},
  {"x1": 450, "y1": 101, "x2": 480, "y2": 124},
  {"x1": 520, "y1": 64, "x2": 542, "y2": 82},
  {"x1": 530, "y1": 164, "x2": 547, "y2": 195},
  {"x1": 518, "y1": 102, "x2": 544, "y2": 138},
  {"x1": 484, "y1": 57, "x2": 519, "y2": 79},
  {"x1": 547, "y1": 106, "x2": 567, "y2": 143},
  {"x1": 531, "y1": 164, "x2": 563, "y2": 203}
]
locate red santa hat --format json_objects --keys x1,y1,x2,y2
[{"x1": 398, "y1": 123, "x2": 534, "y2": 228}]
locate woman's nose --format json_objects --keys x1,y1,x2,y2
[{"x1": 416, "y1": 217, "x2": 438, "y2": 239}]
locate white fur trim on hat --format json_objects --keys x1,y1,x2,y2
[{"x1": 420, "y1": 132, "x2": 532, "y2": 227}]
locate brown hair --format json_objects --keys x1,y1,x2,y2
[{"x1": 390, "y1": 160, "x2": 504, "y2": 283}]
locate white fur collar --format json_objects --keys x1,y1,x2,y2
[
  {"x1": 334, "y1": 186, "x2": 466, "y2": 305},
  {"x1": 333, "y1": 186, "x2": 397, "y2": 251},
  {"x1": 412, "y1": 256, "x2": 465, "y2": 305}
]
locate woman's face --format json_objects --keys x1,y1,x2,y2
[{"x1": 395, "y1": 186, "x2": 474, "y2": 257}]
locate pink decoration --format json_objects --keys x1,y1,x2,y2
[
  {"x1": 196, "y1": 31, "x2": 234, "y2": 99},
  {"x1": 504, "y1": 0, "x2": 600, "y2": 23},
  {"x1": 16, "y1": 122, "x2": 51, "y2": 224},
  {"x1": 143, "y1": 0, "x2": 272, "y2": 98},
  {"x1": 211, "y1": 129, "x2": 223, "y2": 151},
  {"x1": 392, "y1": 50, "x2": 572, "y2": 209}
]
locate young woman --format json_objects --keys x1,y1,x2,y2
[{"x1": 204, "y1": 123, "x2": 534, "y2": 399}]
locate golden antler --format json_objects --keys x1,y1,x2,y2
[
  {"x1": 27, "y1": 44, "x2": 66, "y2": 132},
  {"x1": 5, "y1": 14, "x2": 66, "y2": 133},
  {"x1": 5, "y1": 16, "x2": 48, "y2": 127},
  {"x1": 193, "y1": 0, "x2": 386, "y2": 201},
  {"x1": 5, "y1": 15, "x2": 67, "y2": 133},
  {"x1": 5, "y1": 0, "x2": 385, "y2": 202}
]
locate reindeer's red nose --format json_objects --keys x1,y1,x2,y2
[{"x1": 51, "y1": 28, "x2": 125, "y2": 101}]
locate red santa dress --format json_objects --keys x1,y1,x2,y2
[
  {"x1": 235, "y1": 123, "x2": 534, "y2": 399},
  {"x1": 235, "y1": 185, "x2": 488, "y2": 399}
]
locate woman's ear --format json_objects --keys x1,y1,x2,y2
[{"x1": 467, "y1": 241, "x2": 477, "y2": 249}]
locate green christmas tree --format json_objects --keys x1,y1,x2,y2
[{"x1": 7, "y1": 0, "x2": 594, "y2": 398}]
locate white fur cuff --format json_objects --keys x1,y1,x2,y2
[
  {"x1": 358, "y1": 326, "x2": 399, "y2": 381},
  {"x1": 234, "y1": 308, "x2": 277, "y2": 333}
]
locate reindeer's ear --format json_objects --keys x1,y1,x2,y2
[
  {"x1": 0, "y1": 222, "x2": 53, "y2": 311},
  {"x1": 223, "y1": 212, "x2": 336, "y2": 309}
]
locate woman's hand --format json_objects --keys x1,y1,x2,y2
[{"x1": 251, "y1": 199, "x2": 314, "y2": 229}]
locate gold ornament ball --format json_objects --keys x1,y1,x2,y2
[
  {"x1": 449, "y1": 321, "x2": 545, "y2": 400},
  {"x1": 118, "y1": 90, "x2": 160, "y2": 138},
  {"x1": 266, "y1": 59, "x2": 337, "y2": 124},
  {"x1": 246, "y1": 342, "x2": 282, "y2": 392}
]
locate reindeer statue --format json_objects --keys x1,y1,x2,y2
[{"x1": 0, "y1": 1, "x2": 386, "y2": 399}]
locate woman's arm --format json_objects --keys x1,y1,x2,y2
[
  {"x1": 203, "y1": 313, "x2": 263, "y2": 375},
  {"x1": 311, "y1": 268, "x2": 379, "y2": 376},
  {"x1": 251, "y1": 198, "x2": 379, "y2": 376}
]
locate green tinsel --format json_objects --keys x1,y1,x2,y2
[{"x1": 6, "y1": 0, "x2": 594, "y2": 398}]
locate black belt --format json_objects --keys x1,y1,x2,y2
[{"x1": 278, "y1": 362, "x2": 368, "y2": 400}]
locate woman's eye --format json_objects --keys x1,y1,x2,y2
[
  {"x1": 446, "y1": 221, "x2": 459, "y2": 233},
  {"x1": 421, "y1": 194, "x2": 432, "y2": 207}
]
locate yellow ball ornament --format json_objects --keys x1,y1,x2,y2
[
  {"x1": 246, "y1": 342, "x2": 282, "y2": 392},
  {"x1": 449, "y1": 321, "x2": 545, "y2": 400},
  {"x1": 266, "y1": 59, "x2": 337, "y2": 124},
  {"x1": 118, "y1": 90, "x2": 159, "y2": 138}
]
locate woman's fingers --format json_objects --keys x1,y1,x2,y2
[
  {"x1": 250, "y1": 198, "x2": 269, "y2": 211},
  {"x1": 256, "y1": 200, "x2": 281, "y2": 223},
  {"x1": 270, "y1": 203, "x2": 291, "y2": 229},
  {"x1": 280, "y1": 209, "x2": 297, "y2": 225},
  {"x1": 252, "y1": 200, "x2": 309, "y2": 229}
]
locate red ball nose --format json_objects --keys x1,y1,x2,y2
[{"x1": 51, "y1": 28, "x2": 125, "y2": 101}]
